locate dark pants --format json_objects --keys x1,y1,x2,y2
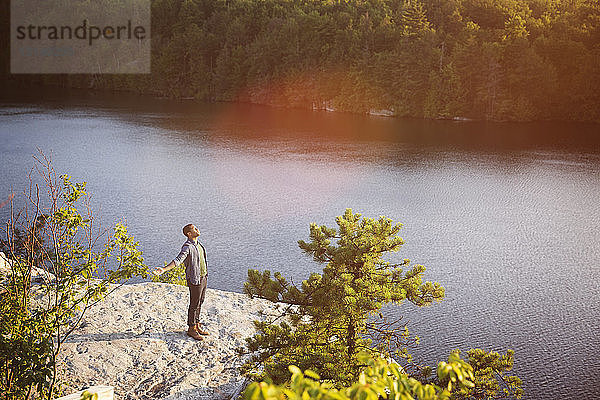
[{"x1": 187, "y1": 275, "x2": 207, "y2": 327}]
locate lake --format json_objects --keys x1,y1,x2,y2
[{"x1": 1, "y1": 87, "x2": 599, "y2": 399}]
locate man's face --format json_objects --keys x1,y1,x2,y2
[{"x1": 187, "y1": 225, "x2": 200, "y2": 239}]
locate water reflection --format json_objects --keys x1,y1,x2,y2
[{"x1": 1, "y1": 86, "x2": 600, "y2": 400}]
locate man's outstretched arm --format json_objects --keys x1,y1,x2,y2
[
  {"x1": 153, "y1": 243, "x2": 190, "y2": 276},
  {"x1": 153, "y1": 260, "x2": 176, "y2": 276}
]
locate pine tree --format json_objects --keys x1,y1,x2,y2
[
  {"x1": 241, "y1": 209, "x2": 445, "y2": 386},
  {"x1": 400, "y1": 0, "x2": 434, "y2": 37}
]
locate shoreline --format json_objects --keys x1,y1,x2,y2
[{"x1": 3, "y1": 80, "x2": 599, "y2": 125}]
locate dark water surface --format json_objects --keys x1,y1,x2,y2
[{"x1": 1, "y1": 88, "x2": 599, "y2": 399}]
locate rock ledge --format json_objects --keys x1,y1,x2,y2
[{"x1": 58, "y1": 282, "x2": 279, "y2": 400}]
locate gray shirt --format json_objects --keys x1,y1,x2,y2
[{"x1": 172, "y1": 239, "x2": 208, "y2": 286}]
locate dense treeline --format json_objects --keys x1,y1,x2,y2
[{"x1": 2, "y1": 0, "x2": 600, "y2": 121}]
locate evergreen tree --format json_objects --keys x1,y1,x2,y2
[
  {"x1": 424, "y1": 62, "x2": 467, "y2": 119},
  {"x1": 241, "y1": 209, "x2": 445, "y2": 386},
  {"x1": 399, "y1": 0, "x2": 434, "y2": 37}
]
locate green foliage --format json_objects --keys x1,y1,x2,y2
[
  {"x1": 458, "y1": 349, "x2": 523, "y2": 399},
  {"x1": 3, "y1": 0, "x2": 599, "y2": 121},
  {"x1": 79, "y1": 390, "x2": 98, "y2": 400},
  {"x1": 0, "y1": 154, "x2": 149, "y2": 400},
  {"x1": 241, "y1": 209, "x2": 522, "y2": 399},
  {"x1": 0, "y1": 299, "x2": 53, "y2": 400},
  {"x1": 400, "y1": 0, "x2": 435, "y2": 37},
  {"x1": 425, "y1": 62, "x2": 467, "y2": 119},
  {"x1": 241, "y1": 209, "x2": 444, "y2": 386},
  {"x1": 151, "y1": 261, "x2": 187, "y2": 286},
  {"x1": 243, "y1": 351, "x2": 476, "y2": 400}
]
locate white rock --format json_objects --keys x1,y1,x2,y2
[
  {"x1": 31, "y1": 266, "x2": 56, "y2": 283},
  {"x1": 368, "y1": 109, "x2": 396, "y2": 117},
  {"x1": 0, "y1": 252, "x2": 56, "y2": 283},
  {"x1": 0, "y1": 252, "x2": 12, "y2": 274},
  {"x1": 56, "y1": 385, "x2": 114, "y2": 400},
  {"x1": 57, "y1": 282, "x2": 279, "y2": 400}
]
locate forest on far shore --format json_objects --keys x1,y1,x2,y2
[{"x1": 1, "y1": 0, "x2": 599, "y2": 122}]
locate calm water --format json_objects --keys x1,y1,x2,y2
[{"x1": 1, "y1": 88, "x2": 599, "y2": 399}]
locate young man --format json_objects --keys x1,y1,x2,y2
[{"x1": 153, "y1": 223, "x2": 209, "y2": 341}]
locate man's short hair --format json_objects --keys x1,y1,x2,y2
[{"x1": 183, "y1": 223, "x2": 194, "y2": 236}]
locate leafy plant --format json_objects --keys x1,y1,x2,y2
[
  {"x1": 243, "y1": 351, "x2": 476, "y2": 400},
  {"x1": 0, "y1": 153, "x2": 149, "y2": 400},
  {"x1": 79, "y1": 390, "x2": 98, "y2": 400},
  {"x1": 456, "y1": 349, "x2": 523, "y2": 399}
]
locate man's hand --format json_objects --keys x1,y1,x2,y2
[{"x1": 154, "y1": 261, "x2": 175, "y2": 276}]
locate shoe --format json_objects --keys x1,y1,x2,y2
[
  {"x1": 195, "y1": 323, "x2": 209, "y2": 336},
  {"x1": 187, "y1": 327, "x2": 203, "y2": 341}
]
